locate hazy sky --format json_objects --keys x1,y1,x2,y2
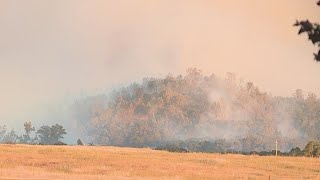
[{"x1": 0, "y1": 0, "x2": 319, "y2": 127}]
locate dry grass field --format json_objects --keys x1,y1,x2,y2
[{"x1": 0, "y1": 145, "x2": 319, "y2": 179}]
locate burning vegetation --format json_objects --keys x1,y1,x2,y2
[{"x1": 71, "y1": 68, "x2": 320, "y2": 153}]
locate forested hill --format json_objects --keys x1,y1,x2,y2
[{"x1": 73, "y1": 68, "x2": 320, "y2": 152}]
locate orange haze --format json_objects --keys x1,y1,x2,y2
[{"x1": 0, "y1": 0, "x2": 319, "y2": 126}]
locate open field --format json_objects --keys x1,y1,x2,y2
[{"x1": 0, "y1": 145, "x2": 319, "y2": 179}]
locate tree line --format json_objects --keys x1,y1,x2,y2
[
  {"x1": 0, "y1": 122, "x2": 67, "y2": 145},
  {"x1": 155, "y1": 139, "x2": 320, "y2": 158}
]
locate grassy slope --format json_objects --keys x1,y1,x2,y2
[{"x1": 0, "y1": 145, "x2": 319, "y2": 179}]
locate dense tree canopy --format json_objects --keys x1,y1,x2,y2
[
  {"x1": 73, "y1": 68, "x2": 320, "y2": 152},
  {"x1": 37, "y1": 124, "x2": 67, "y2": 145}
]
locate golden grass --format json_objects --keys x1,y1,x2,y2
[{"x1": 0, "y1": 144, "x2": 319, "y2": 179}]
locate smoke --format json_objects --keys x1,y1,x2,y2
[
  {"x1": 61, "y1": 70, "x2": 319, "y2": 152},
  {"x1": 0, "y1": 1, "x2": 319, "y2": 149},
  {"x1": 1, "y1": 68, "x2": 318, "y2": 152}
]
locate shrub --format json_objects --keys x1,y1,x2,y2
[
  {"x1": 53, "y1": 141, "x2": 67, "y2": 145},
  {"x1": 155, "y1": 143, "x2": 189, "y2": 153},
  {"x1": 287, "y1": 147, "x2": 303, "y2": 157},
  {"x1": 77, "y1": 139, "x2": 84, "y2": 145}
]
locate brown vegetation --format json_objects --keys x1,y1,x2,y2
[
  {"x1": 0, "y1": 145, "x2": 319, "y2": 179},
  {"x1": 73, "y1": 68, "x2": 320, "y2": 152}
]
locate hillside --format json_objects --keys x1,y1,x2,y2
[{"x1": 72, "y1": 68, "x2": 320, "y2": 152}]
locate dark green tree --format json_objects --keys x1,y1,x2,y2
[
  {"x1": 36, "y1": 124, "x2": 67, "y2": 145},
  {"x1": 288, "y1": 147, "x2": 303, "y2": 156},
  {"x1": 294, "y1": 1, "x2": 320, "y2": 61},
  {"x1": 77, "y1": 139, "x2": 83, "y2": 145}
]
